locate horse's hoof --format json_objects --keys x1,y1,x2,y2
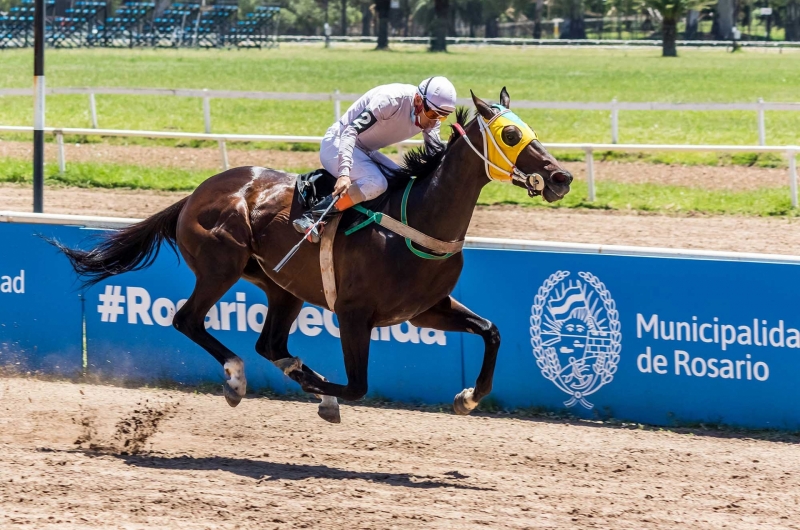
[
  {"x1": 274, "y1": 357, "x2": 303, "y2": 375},
  {"x1": 223, "y1": 382, "x2": 243, "y2": 408},
  {"x1": 318, "y1": 404, "x2": 341, "y2": 424},
  {"x1": 318, "y1": 395, "x2": 341, "y2": 423},
  {"x1": 453, "y1": 388, "x2": 478, "y2": 416},
  {"x1": 222, "y1": 359, "x2": 246, "y2": 407}
]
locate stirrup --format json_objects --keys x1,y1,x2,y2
[
  {"x1": 293, "y1": 215, "x2": 323, "y2": 244},
  {"x1": 292, "y1": 194, "x2": 340, "y2": 244}
]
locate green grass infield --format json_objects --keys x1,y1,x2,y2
[{"x1": 1, "y1": 45, "x2": 798, "y2": 148}]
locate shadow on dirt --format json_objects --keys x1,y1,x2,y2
[
  {"x1": 106, "y1": 452, "x2": 495, "y2": 491},
  {"x1": 7, "y1": 370, "x2": 799, "y2": 446}
]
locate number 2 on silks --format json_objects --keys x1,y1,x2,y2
[{"x1": 350, "y1": 109, "x2": 377, "y2": 133}]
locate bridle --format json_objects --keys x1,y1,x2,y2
[{"x1": 453, "y1": 108, "x2": 547, "y2": 198}]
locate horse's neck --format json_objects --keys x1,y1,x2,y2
[{"x1": 404, "y1": 141, "x2": 488, "y2": 243}]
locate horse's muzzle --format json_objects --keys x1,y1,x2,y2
[
  {"x1": 551, "y1": 170, "x2": 573, "y2": 186},
  {"x1": 542, "y1": 170, "x2": 572, "y2": 203}
]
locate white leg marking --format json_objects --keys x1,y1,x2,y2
[
  {"x1": 320, "y1": 395, "x2": 338, "y2": 408},
  {"x1": 224, "y1": 359, "x2": 247, "y2": 397},
  {"x1": 462, "y1": 388, "x2": 478, "y2": 410},
  {"x1": 318, "y1": 394, "x2": 341, "y2": 423},
  {"x1": 274, "y1": 357, "x2": 303, "y2": 376}
]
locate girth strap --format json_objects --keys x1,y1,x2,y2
[
  {"x1": 320, "y1": 214, "x2": 342, "y2": 312},
  {"x1": 344, "y1": 178, "x2": 464, "y2": 259}
]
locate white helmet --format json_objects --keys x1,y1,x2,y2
[{"x1": 418, "y1": 76, "x2": 457, "y2": 116}]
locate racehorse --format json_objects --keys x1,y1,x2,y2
[{"x1": 54, "y1": 88, "x2": 573, "y2": 423}]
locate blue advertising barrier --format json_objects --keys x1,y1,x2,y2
[
  {"x1": 458, "y1": 249, "x2": 800, "y2": 429},
  {"x1": 2, "y1": 214, "x2": 800, "y2": 430},
  {"x1": 0, "y1": 223, "x2": 84, "y2": 375}
]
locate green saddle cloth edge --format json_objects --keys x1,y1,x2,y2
[{"x1": 343, "y1": 177, "x2": 456, "y2": 260}]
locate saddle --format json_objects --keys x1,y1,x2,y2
[
  {"x1": 294, "y1": 168, "x2": 389, "y2": 233},
  {"x1": 295, "y1": 168, "x2": 337, "y2": 209},
  {"x1": 293, "y1": 168, "x2": 465, "y2": 313}
]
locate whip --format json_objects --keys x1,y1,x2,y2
[{"x1": 273, "y1": 194, "x2": 341, "y2": 273}]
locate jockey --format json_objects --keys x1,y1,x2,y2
[{"x1": 293, "y1": 76, "x2": 457, "y2": 242}]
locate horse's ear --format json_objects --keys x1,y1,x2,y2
[
  {"x1": 471, "y1": 90, "x2": 495, "y2": 121},
  {"x1": 500, "y1": 86, "x2": 511, "y2": 108}
]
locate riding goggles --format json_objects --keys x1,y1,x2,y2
[{"x1": 423, "y1": 100, "x2": 450, "y2": 122}]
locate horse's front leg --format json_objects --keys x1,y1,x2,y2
[
  {"x1": 248, "y1": 274, "x2": 342, "y2": 423},
  {"x1": 410, "y1": 296, "x2": 500, "y2": 415},
  {"x1": 279, "y1": 308, "x2": 373, "y2": 403}
]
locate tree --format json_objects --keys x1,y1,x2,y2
[
  {"x1": 512, "y1": 0, "x2": 544, "y2": 38},
  {"x1": 585, "y1": 0, "x2": 609, "y2": 37},
  {"x1": 481, "y1": 0, "x2": 510, "y2": 37},
  {"x1": 453, "y1": 0, "x2": 483, "y2": 36},
  {"x1": 787, "y1": 0, "x2": 800, "y2": 40},
  {"x1": 712, "y1": 0, "x2": 734, "y2": 39},
  {"x1": 533, "y1": 0, "x2": 545, "y2": 37},
  {"x1": 430, "y1": 0, "x2": 448, "y2": 50},
  {"x1": 644, "y1": 0, "x2": 708, "y2": 56},
  {"x1": 375, "y1": 0, "x2": 391, "y2": 48},
  {"x1": 361, "y1": 1, "x2": 372, "y2": 35},
  {"x1": 280, "y1": 0, "x2": 326, "y2": 34},
  {"x1": 553, "y1": 0, "x2": 587, "y2": 38},
  {"x1": 685, "y1": 8, "x2": 700, "y2": 39}
]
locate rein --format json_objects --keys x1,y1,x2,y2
[
  {"x1": 453, "y1": 109, "x2": 546, "y2": 198},
  {"x1": 342, "y1": 107, "x2": 547, "y2": 261},
  {"x1": 345, "y1": 177, "x2": 463, "y2": 260}
]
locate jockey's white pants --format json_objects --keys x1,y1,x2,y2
[{"x1": 319, "y1": 126, "x2": 398, "y2": 203}]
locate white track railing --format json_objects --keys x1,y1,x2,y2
[
  {"x1": 2, "y1": 87, "x2": 800, "y2": 146},
  {"x1": 1, "y1": 125, "x2": 797, "y2": 207}
]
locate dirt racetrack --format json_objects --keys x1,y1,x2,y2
[{"x1": 1, "y1": 376, "x2": 799, "y2": 529}]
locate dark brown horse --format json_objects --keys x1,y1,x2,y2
[{"x1": 55, "y1": 89, "x2": 573, "y2": 423}]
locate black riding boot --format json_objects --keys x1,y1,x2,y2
[{"x1": 292, "y1": 195, "x2": 340, "y2": 243}]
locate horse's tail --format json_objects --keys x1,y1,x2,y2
[{"x1": 51, "y1": 196, "x2": 189, "y2": 287}]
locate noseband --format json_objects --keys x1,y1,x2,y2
[{"x1": 453, "y1": 109, "x2": 546, "y2": 198}]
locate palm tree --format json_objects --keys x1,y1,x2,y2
[
  {"x1": 430, "y1": 0, "x2": 449, "y2": 51},
  {"x1": 787, "y1": 0, "x2": 800, "y2": 40},
  {"x1": 644, "y1": 0, "x2": 706, "y2": 56},
  {"x1": 375, "y1": 0, "x2": 391, "y2": 48}
]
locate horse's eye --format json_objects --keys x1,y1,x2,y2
[{"x1": 502, "y1": 125, "x2": 522, "y2": 146}]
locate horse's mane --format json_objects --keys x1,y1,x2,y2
[{"x1": 384, "y1": 106, "x2": 472, "y2": 190}]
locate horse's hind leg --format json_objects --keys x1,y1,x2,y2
[
  {"x1": 410, "y1": 296, "x2": 500, "y2": 416},
  {"x1": 173, "y1": 255, "x2": 250, "y2": 407},
  {"x1": 244, "y1": 263, "x2": 341, "y2": 423}
]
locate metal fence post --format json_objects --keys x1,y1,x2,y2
[
  {"x1": 203, "y1": 89, "x2": 212, "y2": 134},
  {"x1": 585, "y1": 147, "x2": 595, "y2": 202},
  {"x1": 218, "y1": 139, "x2": 229, "y2": 171},
  {"x1": 790, "y1": 149, "x2": 798, "y2": 209},
  {"x1": 333, "y1": 89, "x2": 341, "y2": 121},
  {"x1": 56, "y1": 130, "x2": 65, "y2": 176},
  {"x1": 611, "y1": 98, "x2": 619, "y2": 144},
  {"x1": 89, "y1": 92, "x2": 98, "y2": 129},
  {"x1": 758, "y1": 97, "x2": 766, "y2": 146}
]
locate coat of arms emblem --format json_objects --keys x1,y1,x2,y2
[{"x1": 530, "y1": 271, "x2": 621, "y2": 409}]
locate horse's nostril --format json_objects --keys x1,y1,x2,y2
[{"x1": 553, "y1": 171, "x2": 572, "y2": 185}]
